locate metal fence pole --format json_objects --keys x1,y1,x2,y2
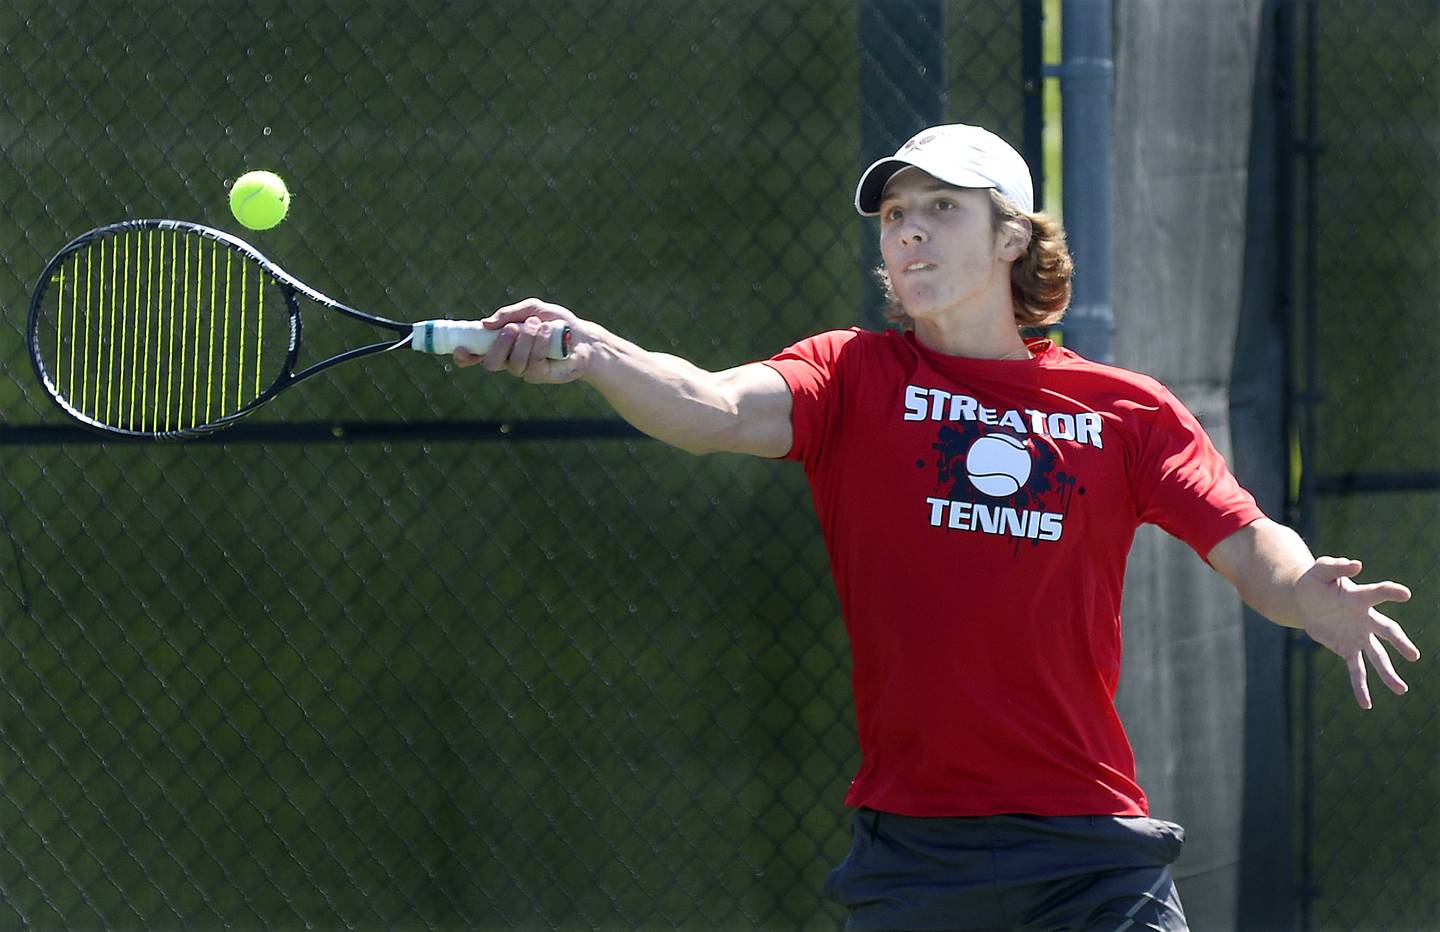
[{"x1": 1055, "y1": 0, "x2": 1114, "y2": 362}]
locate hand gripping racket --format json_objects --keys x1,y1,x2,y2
[{"x1": 27, "y1": 219, "x2": 569, "y2": 439}]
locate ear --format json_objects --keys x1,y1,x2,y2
[{"x1": 996, "y1": 217, "x2": 1032, "y2": 262}]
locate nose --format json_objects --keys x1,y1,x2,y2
[{"x1": 900, "y1": 219, "x2": 926, "y2": 246}]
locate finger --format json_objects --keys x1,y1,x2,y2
[
  {"x1": 1353, "y1": 580, "x2": 1412, "y2": 605},
  {"x1": 506, "y1": 317, "x2": 542, "y2": 376},
  {"x1": 481, "y1": 323, "x2": 521, "y2": 372},
  {"x1": 528, "y1": 322, "x2": 585, "y2": 383},
  {"x1": 537, "y1": 320, "x2": 563, "y2": 358},
  {"x1": 1347, "y1": 652, "x2": 1372, "y2": 710},
  {"x1": 453, "y1": 347, "x2": 481, "y2": 368},
  {"x1": 1364, "y1": 635, "x2": 1410, "y2": 696},
  {"x1": 1369, "y1": 609, "x2": 1421, "y2": 661}
]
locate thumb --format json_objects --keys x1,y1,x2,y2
[
  {"x1": 1310, "y1": 556, "x2": 1362, "y2": 583},
  {"x1": 485, "y1": 298, "x2": 571, "y2": 329}
]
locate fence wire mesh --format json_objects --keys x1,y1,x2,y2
[
  {"x1": 1294, "y1": 1, "x2": 1438, "y2": 929},
  {"x1": 0, "y1": 2, "x2": 1029, "y2": 928}
]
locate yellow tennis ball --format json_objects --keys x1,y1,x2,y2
[{"x1": 229, "y1": 170, "x2": 290, "y2": 230}]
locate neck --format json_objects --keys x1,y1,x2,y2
[{"x1": 911, "y1": 301, "x2": 1031, "y2": 360}]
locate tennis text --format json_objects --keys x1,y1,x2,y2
[{"x1": 925, "y1": 497, "x2": 1065, "y2": 542}]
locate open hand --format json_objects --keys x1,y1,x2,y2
[{"x1": 1297, "y1": 557, "x2": 1419, "y2": 709}]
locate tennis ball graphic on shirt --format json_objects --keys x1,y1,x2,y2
[{"x1": 966, "y1": 434, "x2": 1031, "y2": 497}]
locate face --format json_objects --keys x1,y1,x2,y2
[{"x1": 877, "y1": 169, "x2": 1017, "y2": 324}]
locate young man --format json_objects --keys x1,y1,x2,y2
[{"x1": 455, "y1": 124, "x2": 1419, "y2": 930}]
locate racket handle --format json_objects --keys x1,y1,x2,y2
[{"x1": 411, "y1": 320, "x2": 571, "y2": 359}]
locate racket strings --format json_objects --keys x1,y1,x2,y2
[{"x1": 39, "y1": 230, "x2": 289, "y2": 434}]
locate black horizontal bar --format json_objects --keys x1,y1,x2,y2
[
  {"x1": 0, "y1": 419, "x2": 648, "y2": 445},
  {"x1": 1315, "y1": 472, "x2": 1440, "y2": 495}
]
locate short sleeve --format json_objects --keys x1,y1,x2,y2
[
  {"x1": 1130, "y1": 388, "x2": 1266, "y2": 559},
  {"x1": 761, "y1": 329, "x2": 861, "y2": 468}
]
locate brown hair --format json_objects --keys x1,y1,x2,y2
[{"x1": 874, "y1": 189, "x2": 1073, "y2": 330}]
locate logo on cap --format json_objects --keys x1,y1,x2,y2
[{"x1": 901, "y1": 133, "x2": 937, "y2": 153}]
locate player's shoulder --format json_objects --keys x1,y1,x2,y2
[
  {"x1": 1044, "y1": 345, "x2": 1178, "y2": 404},
  {"x1": 774, "y1": 326, "x2": 893, "y2": 365},
  {"x1": 788, "y1": 326, "x2": 879, "y2": 350}
]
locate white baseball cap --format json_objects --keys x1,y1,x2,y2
[{"x1": 854, "y1": 123, "x2": 1034, "y2": 216}]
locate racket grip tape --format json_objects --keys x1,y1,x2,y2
[{"x1": 412, "y1": 320, "x2": 570, "y2": 359}]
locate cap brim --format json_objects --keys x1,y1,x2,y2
[
  {"x1": 854, "y1": 158, "x2": 912, "y2": 216},
  {"x1": 854, "y1": 157, "x2": 1002, "y2": 216}
]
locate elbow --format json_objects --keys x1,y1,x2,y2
[
  {"x1": 660, "y1": 409, "x2": 743, "y2": 457},
  {"x1": 674, "y1": 420, "x2": 741, "y2": 457},
  {"x1": 681, "y1": 408, "x2": 782, "y2": 457},
  {"x1": 673, "y1": 439, "x2": 721, "y2": 456}
]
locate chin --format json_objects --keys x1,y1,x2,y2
[{"x1": 896, "y1": 295, "x2": 944, "y2": 322}]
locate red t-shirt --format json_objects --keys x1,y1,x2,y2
[{"x1": 763, "y1": 328, "x2": 1264, "y2": 817}]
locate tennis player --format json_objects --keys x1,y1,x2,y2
[{"x1": 457, "y1": 123, "x2": 1419, "y2": 930}]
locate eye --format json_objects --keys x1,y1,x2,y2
[
  {"x1": 934, "y1": 198, "x2": 956, "y2": 211},
  {"x1": 881, "y1": 205, "x2": 903, "y2": 222}
]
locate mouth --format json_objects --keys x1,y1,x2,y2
[{"x1": 902, "y1": 261, "x2": 936, "y2": 273}]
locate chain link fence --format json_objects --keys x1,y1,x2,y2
[
  {"x1": 0, "y1": 2, "x2": 1030, "y2": 928},
  {"x1": 1291, "y1": 1, "x2": 1438, "y2": 929}
]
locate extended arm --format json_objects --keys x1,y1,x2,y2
[
  {"x1": 1207, "y1": 517, "x2": 1420, "y2": 708},
  {"x1": 453, "y1": 298, "x2": 794, "y2": 458}
]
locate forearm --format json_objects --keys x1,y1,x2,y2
[
  {"x1": 462, "y1": 299, "x2": 791, "y2": 457},
  {"x1": 580, "y1": 325, "x2": 749, "y2": 455},
  {"x1": 1208, "y1": 518, "x2": 1316, "y2": 629}
]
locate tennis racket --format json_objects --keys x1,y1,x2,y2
[{"x1": 27, "y1": 218, "x2": 569, "y2": 439}]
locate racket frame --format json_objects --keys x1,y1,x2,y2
[{"x1": 28, "y1": 219, "x2": 413, "y2": 439}]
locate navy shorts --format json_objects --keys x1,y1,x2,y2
[{"x1": 824, "y1": 809, "x2": 1188, "y2": 931}]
